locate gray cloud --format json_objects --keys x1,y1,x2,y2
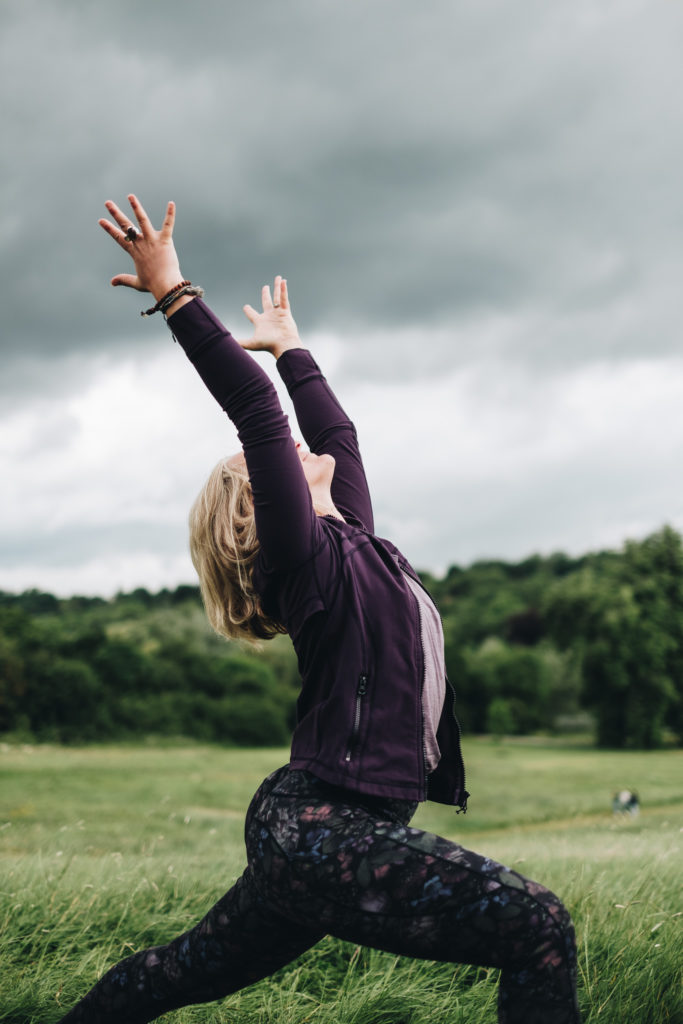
[
  {"x1": 3, "y1": 0, "x2": 683, "y2": 591},
  {"x1": 0, "y1": 521, "x2": 186, "y2": 570},
  {"x1": 3, "y1": 0, "x2": 682, "y2": 385}
]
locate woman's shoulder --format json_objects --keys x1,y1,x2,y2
[{"x1": 253, "y1": 521, "x2": 340, "y2": 622}]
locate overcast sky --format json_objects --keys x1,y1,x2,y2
[{"x1": 2, "y1": 0, "x2": 683, "y2": 596}]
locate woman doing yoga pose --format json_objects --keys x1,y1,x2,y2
[{"x1": 57, "y1": 195, "x2": 580, "y2": 1023}]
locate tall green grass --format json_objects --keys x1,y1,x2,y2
[{"x1": 1, "y1": 741, "x2": 681, "y2": 1023}]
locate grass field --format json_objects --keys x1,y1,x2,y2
[{"x1": 1, "y1": 740, "x2": 681, "y2": 1023}]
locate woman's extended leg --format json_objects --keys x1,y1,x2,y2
[
  {"x1": 57, "y1": 770, "x2": 325, "y2": 1023},
  {"x1": 57, "y1": 866, "x2": 324, "y2": 1024},
  {"x1": 249, "y1": 770, "x2": 581, "y2": 1024}
]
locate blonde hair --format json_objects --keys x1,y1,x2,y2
[{"x1": 189, "y1": 458, "x2": 285, "y2": 644}]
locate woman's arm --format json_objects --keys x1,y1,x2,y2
[
  {"x1": 239, "y1": 279, "x2": 374, "y2": 532},
  {"x1": 170, "y1": 301, "x2": 323, "y2": 569},
  {"x1": 99, "y1": 197, "x2": 322, "y2": 571}
]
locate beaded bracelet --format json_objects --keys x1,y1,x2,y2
[
  {"x1": 159, "y1": 284, "x2": 204, "y2": 316},
  {"x1": 141, "y1": 281, "x2": 192, "y2": 317}
]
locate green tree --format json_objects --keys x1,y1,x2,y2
[
  {"x1": 486, "y1": 697, "x2": 515, "y2": 740},
  {"x1": 25, "y1": 655, "x2": 108, "y2": 742},
  {"x1": 0, "y1": 631, "x2": 27, "y2": 733},
  {"x1": 545, "y1": 530, "x2": 681, "y2": 748},
  {"x1": 458, "y1": 638, "x2": 554, "y2": 734}
]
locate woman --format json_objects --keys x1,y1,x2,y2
[{"x1": 57, "y1": 195, "x2": 580, "y2": 1023}]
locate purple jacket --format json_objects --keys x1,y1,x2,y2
[{"x1": 170, "y1": 299, "x2": 468, "y2": 809}]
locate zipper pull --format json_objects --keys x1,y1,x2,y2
[{"x1": 345, "y1": 674, "x2": 369, "y2": 763}]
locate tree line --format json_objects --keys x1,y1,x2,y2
[{"x1": 1, "y1": 526, "x2": 682, "y2": 749}]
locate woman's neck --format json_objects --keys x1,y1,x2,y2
[{"x1": 310, "y1": 486, "x2": 345, "y2": 521}]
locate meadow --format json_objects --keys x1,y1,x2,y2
[{"x1": 0, "y1": 740, "x2": 681, "y2": 1023}]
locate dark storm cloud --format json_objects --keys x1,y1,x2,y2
[{"x1": 2, "y1": 0, "x2": 682, "y2": 395}]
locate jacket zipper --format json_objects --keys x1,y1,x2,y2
[
  {"x1": 445, "y1": 673, "x2": 468, "y2": 813},
  {"x1": 345, "y1": 673, "x2": 369, "y2": 762}
]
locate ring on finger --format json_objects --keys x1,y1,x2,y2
[{"x1": 125, "y1": 226, "x2": 140, "y2": 242}]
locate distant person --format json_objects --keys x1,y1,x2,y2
[
  {"x1": 56, "y1": 195, "x2": 581, "y2": 1023},
  {"x1": 612, "y1": 789, "x2": 640, "y2": 816}
]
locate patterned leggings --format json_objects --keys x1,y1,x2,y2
[{"x1": 58, "y1": 766, "x2": 580, "y2": 1024}]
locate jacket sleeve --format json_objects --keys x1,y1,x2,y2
[
  {"x1": 276, "y1": 348, "x2": 374, "y2": 532},
  {"x1": 167, "y1": 298, "x2": 323, "y2": 570}
]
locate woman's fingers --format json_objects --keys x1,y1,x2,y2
[
  {"x1": 127, "y1": 194, "x2": 152, "y2": 236},
  {"x1": 110, "y1": 272, "x2": 141, "y2": 290},
  {"x1": 105, "y1": 195, "x2": 169, "y2": 242},
  {"x1": 104, "y1": 200, "x2": 133, "y2": 233},
  {"x1": 160, "y1": 200, "x2": 176, "y2": 239},
  {"x1": 271, "y1": 276, "x2": 288, "y2": 310},
  {"x1": 102, "y1": 202, "x2": 139, "y2": 247},
  {"x1": 247, "y1": 280, "x2": 289, "y2": 316},
  {"x1": 98, "y1": 217, "x2": 118, "y2": 237},
  {"x1": 100, "y1": 214, "x2": 141, "y2": 284},
  {"x1": 98, "y1": 217, "x2": 131, "y2": 249}
]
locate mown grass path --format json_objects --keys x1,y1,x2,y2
[{"x1": 1, "y1": 741, "x2": 681, "y2": 1023}]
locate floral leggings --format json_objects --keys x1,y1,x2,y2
[{"x1": 58, "y1": 766, "x2": 580, "y2": 1024}]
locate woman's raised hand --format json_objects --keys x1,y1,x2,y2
[
  {"x1": 98, "y1": 195, "x2": 185, "y2": 303},
  {"x1": 239, "y1": 276, "x2": 303, "y2": 360}
]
